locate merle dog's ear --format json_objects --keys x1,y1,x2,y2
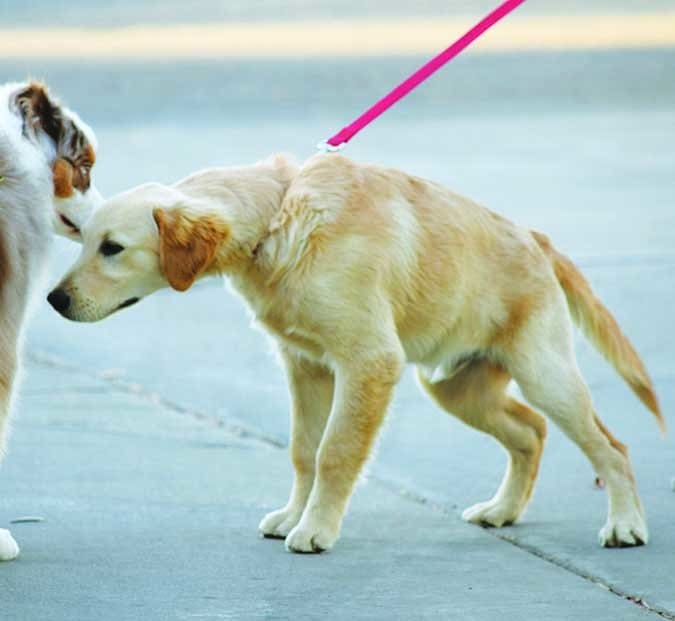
[{"x1": 11, "y1": 81, "x2": 62, "y2": 144}]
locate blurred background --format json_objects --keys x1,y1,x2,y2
[
  {"x1": 1, "y1": 1, "x2": 673, "y2": 252},
  {"x1": 0, "y1": 1, "x2": 674, "y2": 606}
]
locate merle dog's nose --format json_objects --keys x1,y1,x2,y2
[{"x1": 47, "y1": 288, "x2": 70, "y2": 314}]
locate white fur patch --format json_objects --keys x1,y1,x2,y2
[{"x1": 0, "y1": 528, "x2": 19, "y2": 561}]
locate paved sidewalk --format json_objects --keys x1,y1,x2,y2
[
  {"x1": 0, "y1": 358, "x2": 661, "y2": 620},
  {"x1": 1, "y1": 40, "x2": 673, "y2": 620}
]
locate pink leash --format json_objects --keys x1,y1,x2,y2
[{"x1": 319, "y1": 0, "x2": 526, "y2": 151}]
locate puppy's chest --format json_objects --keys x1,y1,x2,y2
[
  {"x1": 231, "y1": 278, "x2": 327, "y2": 362},
  {"x1": 258, "y1": 310, "x2": 326, "y2": 361}
]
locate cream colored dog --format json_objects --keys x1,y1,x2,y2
[{"x1": 49, "y1": 153, "x2": 664, "y2": 553}]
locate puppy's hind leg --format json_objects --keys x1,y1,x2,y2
[
  {"x1": 507, "y1": 308, "x2": 647, "y2": 547},
  {"x1": 418, "y1": 359, "x2": 546, "y2": 527}
]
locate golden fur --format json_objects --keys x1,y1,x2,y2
[
  {"x1": 531, "y1": 231, "x2": 663, "y2": 431},
  {"x1": 52, "y1": 153, "x2": 662, "y2": 552},
  {"x1": 154, "y1": 207, "x2": 230, "y2": 291}
]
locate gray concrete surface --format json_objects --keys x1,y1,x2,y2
[
  {"x1": 1, "y1": 35, "x2": 674, "y2": 621},
  {"x1": 0, "y1": 360, "x2": 658, "y2": 620},
  {"x1": 3, "y1": 355, "x2": 668, "y2": 620}
]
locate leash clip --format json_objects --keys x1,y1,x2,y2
[{"x1": 316, "y1": 140, "x2": 346, "y2": 153}]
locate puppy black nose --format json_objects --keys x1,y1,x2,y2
[{"x1": 47, "y1": 288, "x2": 70, "y2": 313}]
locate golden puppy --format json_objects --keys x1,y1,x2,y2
[{"x1": 49, "y1": 153, "x2": 663, "y2": 553}]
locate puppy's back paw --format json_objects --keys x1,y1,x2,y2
[
  {"x1": 285, "y1": 519, "x2": 338, "y2": 553},
  {"x1": 259, "y1": 507, "x2": 302, "y2": 539},
  {"x1": 462, "y1": 499, "x2": 521, "y2": 528},
  {"x1": 599, "y1": 514, "x2": 648, "y2": 547}
]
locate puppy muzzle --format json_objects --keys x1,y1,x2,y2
[{"x1": 47, "y1": 288, "x2": 70, "y2": 315}]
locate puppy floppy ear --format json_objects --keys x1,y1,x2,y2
[
  {"x1": 11, "y1": 81, "x2": 62, "y2": 144},
  {"x1": 153, "y1": 207, "x2": 229, "y2": 292}
]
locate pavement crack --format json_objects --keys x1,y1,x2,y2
[
  {"x1": 26, "y1": 350, "x2": 285, "y2": 450},
  {"x1": 368, "y1": 472, "x2": 675, "y2": 620},
  {"x1": 26, "y1": 349, "x2": 674, "y2": 619},
  {"x1": 484, "y1": 532, "x2": 675, "y2": 620}
]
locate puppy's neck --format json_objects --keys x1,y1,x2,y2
[{"x1": 177, "y1": 154, "x2": 298, "y2": 276}]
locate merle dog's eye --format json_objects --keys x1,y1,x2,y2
[{"x1": 100, "y1": 240, "x2": 124, "y2": 256}]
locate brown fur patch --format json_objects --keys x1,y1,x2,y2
[
  {"x1": 153, "y1": 207, "x2": 229, "y2": 291},
  {"x1": 494, "y1": 295, "x2": 534, "y2": 345},
  {"x1": 52, "y1": 158, "x2": 74, "y2": 198},
  {"x1": 506, "y1": 398, "x2": 548, "y2": 442},
  {"x1": 70, "y1": 143, "x2": 96, "y2": 193},
  {"x1": 13, "y1": 82, "x2": 62, "y2": 144},
  {"x1": 593, "y1": 414, "x2": 628, "y2": 457},
  {"x1": 84, "y1": 143, "x2": 96, "y2": 165},
  {"x1": 630, "y1": 381, "x2": 662, "y2": 426},
  {"x1": 15, "y1": 83, "x2": 97, "y2": 197},
  {"x1": 593, "y1": 413, "x2": 634, "y2": 484},
  {"x1": 418, "y1": 360, "x2": 546, "y2": 516},
  {"x1": 532, "y1": 229, "x2": 665, "y2": 434},
  {"x1": 505, "y1": 398, "x2": 547, "y2": 503},
  {"x1": 419, "y1": 359, "x2": 511, "y2": 419}
]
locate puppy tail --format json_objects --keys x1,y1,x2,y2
[{"x1": 532, "y1": 231, "x2": 665, "y2": 434}]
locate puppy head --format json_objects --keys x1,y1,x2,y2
[
  {"x1": 11, "y1": 81, "x2": 102, "y2": 239},
  {"x1": 49, "y1": 183, "x2": 229, "y2": 322}
]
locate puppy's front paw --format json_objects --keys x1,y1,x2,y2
[
  {"x1": 599, "y1": 513, "x2": 648, "y2": 548},
  {"x1": 285, "y1": 518, "x2": 339, "y2": 554},
  {"x1": 0, "y1": 528, "x2": 20, "y2": 561},
  {"x1": 258, "y1": 507, "x2": 302, "y2": 539},
  {"x1": 462, "y1": 498, "x2": 521, "y2": 527}
]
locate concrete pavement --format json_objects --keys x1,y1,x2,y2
[
  {"x1": 0, "y1": 357, "x2": 660, "y2": 620},
  {"x1": 1, "y1": 42, "x2": 674, "y2": 619}
]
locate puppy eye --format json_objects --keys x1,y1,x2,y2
[{"x1": 100, "y1": 240, "x2": 124, "y2": 256}]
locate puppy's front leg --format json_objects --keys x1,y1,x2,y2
[
  {"x1": 285, "y1": 350, "x2": 404, "y2": 553},
  {"x1": 259, "y1": 351, "x2": 334, "y2": 539}
]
